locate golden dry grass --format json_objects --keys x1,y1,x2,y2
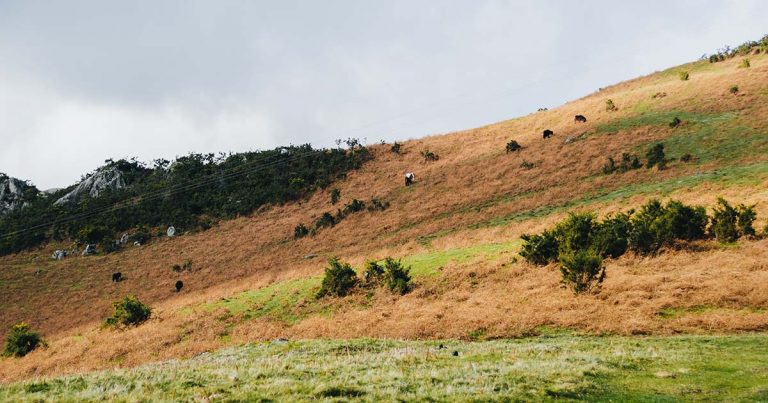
[{"x1": 1, "y1": 54, "x2": 767, "y2": 382}]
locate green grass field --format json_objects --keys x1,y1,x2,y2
[{"x1": 2, "y1": 334, "x2": 766, "y2": 402}]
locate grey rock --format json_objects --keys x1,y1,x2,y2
[
  {"x1": 119, "y1": 233, "x2": 130, "y2": 244},
  {"x1": 52, "y1": 250, "x2": 68, "y2": 260},
  {"x1": 0, "y1": 174, "x2": 36, "y2": 215},
  {"x1": 304, "y1": 253, "x2": 318, "y2": 259},
  {"x1": 133, "y1": 241, "x2": 142, "y2": 247},
  {"x1": 54, "y1": 166, "x2": 126, "y2": 206},
  {"x1": 82, "y1": 244, "x2": 97, "y2": 256},
  {"x1": 167, "y1": 226, "x2": 176, "y2": 237}
]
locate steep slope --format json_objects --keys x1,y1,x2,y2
[{"x1": 1, "y1": 53, "x2": 768, "y2": 382}]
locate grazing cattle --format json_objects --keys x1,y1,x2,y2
[
  {"x1": 543, "y1": 129, "x2": 554, "y2": 139},
  {"x1": 112, "y1": 272, "x2": 122, "y2": 282},
  {"x1": 404, "y1": 172, "x2": 415, "y2": 186},
  {"x1": 175, "y1": 280, "x2": 184, "y2": 292},
  {"x1": 575, "y1": 115, "x2": 587, "y2": 123}
]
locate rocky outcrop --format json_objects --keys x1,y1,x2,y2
[
  {"x1": 54, "y1": 167, "x2": 127, "y2": 206},
  {"x1": 0, "y1": 174, "x2": 36, "y2": 215}
]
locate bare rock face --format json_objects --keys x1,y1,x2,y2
[
  {"x1": 54, "y1": 167, "x2": 126, "y2": 206},
  {"x1": 0, "y1": 173, "x2": 36, "y2": 215}
]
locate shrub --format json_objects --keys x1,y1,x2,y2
[
  {"x1": 343, "y1": 199, "x2": 366, "y2": 214},
  {"x1": 130, "y1": 227, "x2": 151, "y2": 244},
  {"x1": 645, "y1": 143, "x2": 666, "y2": 170},
  {"x1": 381, "y1": 258, "x2": 412, "y2": 295},
  {"x1": 391, "y1": 142, "x2": 402, "y2": 154},
  {"x1": 76, "y1": 224, "x2": 111, "y2": 245},
  {"x1": 592, "y1": 213, "x2": 632, "y2": 258},
  {"x1": 330, "y1": 188, "x2": 341, "y2": 205},
  {"x1": 680, "y1": 153, "x2": 694, "y2": 162},
  {"x1": 605, "y1": 99, "x2": 617, "y2": 112},
  {"x1": 3, "y1": 322, "x2": 43, "y2": 357},
  {"x1": 729, "y1": 86, "x2": 739, "y2": 94},
  {"x1": 519, "y1": 229, "x2": 559, "y2": 265},
  {"x1": 505, "y1": 140, "x2": 522, "y2": 153},
  {"x1": 711, "y1": 198, "x2": 756, "y2": 242},
  {"x1": 558, "y1": 250, "x2": 605, "y2": 294},
  {"x1": 739, "y1": 58, "x2": 751, "y2": 68},
  {"x1": 555, "y1": 213, "x2": 599, "y2": 257},
  {"x1": 628, "y1": 199, "x2": 668, "y2": 255},
  {"x1": 602, "y1": 158, "x2": 617, "y2": 174},
  {"x1": 520, "y1": 161, "x2": 535, "y2": 170},
  {"x1": 314, "y1": 212, "x2": 335, "y2": 229},
  {"x1": 294, "y1": 223, "x2": 309, "y2": 239},
  {"x1": 317, "y1": 257, "x2": 358, "y2": 298},
  {"x1": 368, "y1": 198, "x2": 390, "y2": 212},
  {"x1": 421, "y1": 149, "x2": 439, "y2": 162},
  {"x1": 669, "y1": 117, "x2": 682, "y2": 128},
  {"x1": 172, "y1": 259, "x2": 193, "y2": 272},
  {"x1": 679, "y1": 71, "x2": 690, "y2": 81},
  {"x1": 362, "y1": 260, "x2": 384, "y2": 286},
  {"x1": 105, "y1": 296, "x2": 151, "y2": 328}
]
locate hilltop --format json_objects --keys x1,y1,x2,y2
[{"x1": 1, "y1": 44, "x2": 768, "y2": 387}]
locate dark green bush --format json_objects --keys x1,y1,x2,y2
[
  {"x1": 558, "y1": 250, "x2": 605, "y2": 294},
  {"x1": 3, "y1": 322, "x2": 43, "y2": 357},
  {"x1": 605, "y1": 99, "x2": 617, "y2": 112},
  {"x1": 555, "y1": 213, "x2": 599, "y2": 257},
  {"x1": 421, "y1": 150, "x2": 439, "y2": 162},
  {"x1": 592, "y1": 213, "x2": 632, "y2": 258},
  {"x1": 367, "y1": 198, "x2": 390, "y2": 212},
  {"x1": 661, "y1": 201, "x2": 709, "y2": 241},
  {"x1": 711, "y1": 198, "x2": 756, "y2": 242},
  {"x1": 362, "y1": 260, "x2": 384, "y2": 286},
  {"x1": 628, "y1": 199, "x2": 708, "y2": 254},
  {"x1": 105, "y1": 296, "x2": 151, "y2": 328},
  {"x1": 294, "y1": 223, "x2": 309, "y2": 239},
  {"x1": 130, "y1": 227, "x2": 151, "y2": 244},
  {"x1": 391, "y1": 142, "x2": 402, "y2": 154},
  {"x1": 317, "y1": 258, "x2": 358, "y2": 298},
  {"x1": 330, "y1": 188, "x2": 341, "y2": 205},
  {"x1": 520, "y1": 161, "x2": 535, "y2": 170},
  {"x1": 506, "y1": 140, "x2": 522, "y2": 153},
  {"x1": 679, "y1": 71, "x2": 690, "y2": 81},
  {"x1": 76, "y1": 224, "x2": 111, "y2": 245},
  {"x1": 680, "y1": 153, "x2": 694, "y2": 163},
  {"x1": 628, "y1": 200, "x2": 668, "y2": 255},
  {"x1": 729, "y1": 85, "x2": 739, "y2": 94},
  {"x1": 381, "y1": 258, "x2": 412, "y2": 295},
  {"x1": 314, "y1": 212, "x2": 336, "y2": 229},
  {"x1": 602, "y1": 158, "x2": 617, "y2": 175},
  {"x1": 605, "y1": 153, "x2": 643, "y2": 174},
  {"x1": 343, "y1": 199, "x2": 366, "y2": 214},
  {"x1": 669, "y1": 117, "x2": 682, "y2": 128},
  {"x1": 645, "y1": 143, "x2": 666, "y2": 170},
  {"x1": 519, "y1": 229, "x2": 559, "y2": 265}
]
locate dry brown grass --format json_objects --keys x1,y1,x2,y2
[{"x1": 1, "y1": 54, "x2": 767, "y2": 382}]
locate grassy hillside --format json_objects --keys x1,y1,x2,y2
[{"x1": 1, "y1": 51, "x2": 768, "y2": 388}]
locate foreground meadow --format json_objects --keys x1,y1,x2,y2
[{"x1": 1, "y1": 334, "x2": 766, "y2": 402}]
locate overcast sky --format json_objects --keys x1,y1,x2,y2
[{"x1": 1, "y1": 0, "x2": 766, "y2": 189}]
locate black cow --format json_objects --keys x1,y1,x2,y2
[
  {"x1": 175, "y1": 280, "x2": 184, "y2": 292},
  {"x1": 543, "y1": 129, "x2": 554, "y2": 139},
  {"x1": 575, "y1": 115, "x2": 587, "y2": 123},
  {"x1": 112, "y1": 272, "x2": 122, "y2": 282}
]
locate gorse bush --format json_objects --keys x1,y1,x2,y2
[
  {"x1": 343, "y1": 199, "x2": 366, "y2": 214},
  {"x1": 505, "y1": 140, "x2": 522, "y2": 153},
  {"x1": 645, "y1": 143, "x2": 667, "y2": 170},
  {"x1": 367, "y1": 198, "x2": 390, "y2": 212},
  {"x1": 317, "y1": 258, "x2": 358, "y2": 298},
  {"x1": 679, "y1": 71, "x2": 690, "y2": 81},
  {"x1": 603, "y1": 153, "x2": 642, "y2": 174},
  {"x1": 3, "y1": 322, "x2": 43, "y2": 357},
  {"x1": 520, "y1": 161, "x2": 535, "y2": 170},
  {"x1": 558, "y1": 250, "x2": 605, "y2": 294},
  {"x1": 729, "y1": 86, "x2": 739, "y2": 94},
  {"x1": 390, "y1": 142, "x2": 402, "y2": 154},
  {"x1": 330, "y1": 188, "x2": 341, "y2": 205},
  {"x1": 710, "y1": 198, "x2": 756, "y2": 242},
  {"x1": 362, "y1": 260, "x2": 384, "y2": 286},
  {"x1": 519, "y1": 230, "x2": 559, "y2": 265},
  {"x1": 669, "y1": 117, "x2": 682, "y2": 128},
  {"x1": 314, "y1": 212, "x2": 335, "y2": 229},
  {"x1": 105, "y1": 296, "x2": 151, "y2": 328},
  {"x1": 381, "y1": 258, "x2": 412, "y2": 295},
  {"x1": 519, "y1": 198, "x2": 746, "y2": 293},
  {"x1": 739, "y1": 58, "x2": 751, "y2": 68},
  {"x1": 294, "y1": 223, "x2": 309, "y2": 239},
  {"x1": 421, "y1": 150, "x2": 439, "y2": 162},
  {"x1": 605, "y1": 99, "x2": 618, "y2": 112}
]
